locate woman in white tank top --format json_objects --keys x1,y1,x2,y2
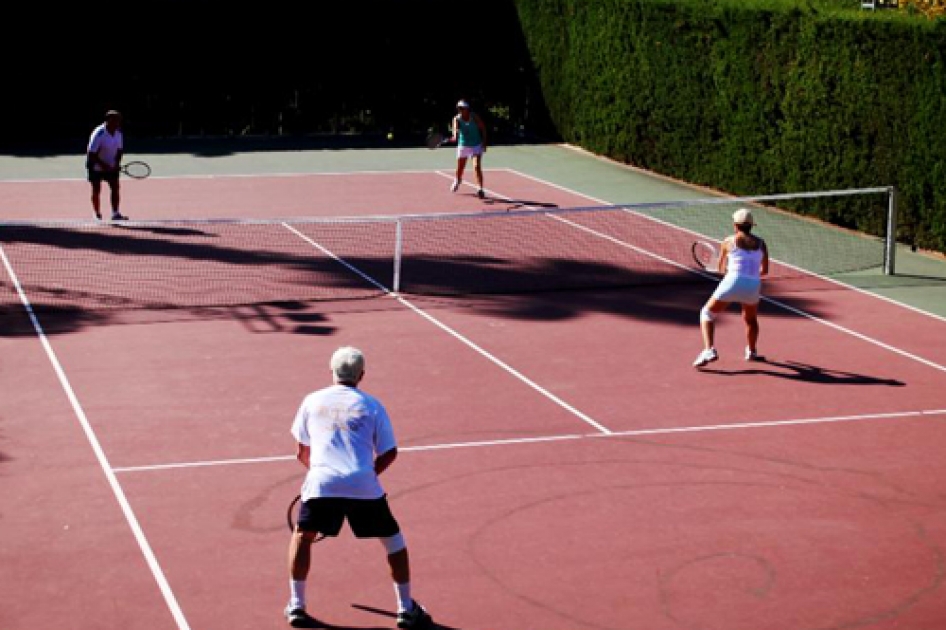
[{"x1": 693, "y1": 208, "x2": 769, "y2": 368}]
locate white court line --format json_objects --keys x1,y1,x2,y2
[
  {"x1": 281, "y1": 223, "x2": 613, "y2": 435},
  {"x1": 111, "y1": 407, "x2": 946, "y2": 474},
  {"x1": 0, "y1": 245, "x2": 192, "y2": 630}
]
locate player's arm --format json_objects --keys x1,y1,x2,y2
[
  {"x1": 374, "y1": 447, "x2": 397, "y2": 476},
  {"x1": 87, "y1": 144, "x2": 106, "y2": 169},
  {"x1": 450, "y1": 115, "x2": 459, "y2": 143},
  {"x1": 716, "y1": 238, "x2": 731, "y2": 275},
  {"x1": 87, "y1": 131, "x2": 101, "y2": 168},
  {"x1": 295, "y1": 443, "x2": 311, "y2": 469},
  {"x1": 759, "y1": 238, "x2": 769, "y2": 277}
]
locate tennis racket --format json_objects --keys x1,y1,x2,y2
[
  {"x1": 120, "y1": 160, "x2": 151, "y2": 179},
  {"x1": 691, "y1": 240, "x2": 720, "y2": 272},
  {"x1": 286, "y1": 494, "x2": 326, "y2": 542},
  {"x1": 425, "y1": 131, "x2": 452, "y2": 149},
  {"x1": 287, "y1": 493, "x2": 302, "y2": 531}
]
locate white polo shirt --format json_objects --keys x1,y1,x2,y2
[
  {"x1": 87, "y1": 124, "x2": 123, "y2": 171},
  {"x1": 291, "y1": 384, "x2": 397, "y2": 500}
]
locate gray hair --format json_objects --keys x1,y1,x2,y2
[{"x1": 330, "y1": 346, "x2": 365, "y2": 383}]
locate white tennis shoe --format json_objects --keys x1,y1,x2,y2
[
  {"x1": 693, "y1": 348, "x2": 718, "y2": 367},
  {"x1": 450, "y1": 179, "x2": 460, "y2": 193},
  {"x1": 745, "y1": 347, "x2": 763, "y2": 361},
  {"x1": 284, "y1": 605, "x2": 318, "y2": 628}
]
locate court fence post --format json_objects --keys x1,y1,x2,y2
[
  {"x1": 884, "y1": 185, "x2": 897, "y2": 276},
  {"x1": 393, "y1": 218, "x2": 403, "y2": 293}
]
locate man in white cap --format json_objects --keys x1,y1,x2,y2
[
  {"x1": 285, "y1": 346, "x2": 431, "y2": 628},
  {"x1": 449, "y1": 99, "x2": 488, "y2": 199},
  {"x1": 693, "y1": 208, "x2": 769, "y2": 367}
]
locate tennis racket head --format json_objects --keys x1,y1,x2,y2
[
  {"x1": 425, "y1": 131, "x2": 444, "y2": 149},
  {"x1": 122, "y1": 160, "x2": 151, "y2": 179},
  {"x1": 691, "y1": 240, "x2": 719, "y2": 271},
  {"x1": 287, "y1": 493, "x2": 301, "y2": 531},
  {"x1": 286, "y1": 494, "x2": 327, "y2": 543}
]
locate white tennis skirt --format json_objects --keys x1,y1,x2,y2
[
  {"x1": 711, "y1": 275, "x2": 761, "y2": 305},
  {"x1": 457, "y1": 144, "x2": 484, "y2": 159}
]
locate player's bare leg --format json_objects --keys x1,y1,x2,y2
[
  {"x1": 742, "y1": 303, "x2": 761, "y2": 360},
  {"x1": 90, "y1": 181, "x2": 103, "y2": 219},
  {"x1": 453, "y1": 157, "x2": 468, "y2": 193},
  {"x1": 473, "y1": 155, "x2": 484, "y2": 198}
]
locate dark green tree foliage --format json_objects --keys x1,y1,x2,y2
[{"x1": 514, "y1": 0, "x2": 946, "y2": 252}]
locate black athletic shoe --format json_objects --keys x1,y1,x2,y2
[
  {"x1": 397, "y1": 600, "x2": 431, "y2": 629},
  {"x1": 110, "y1": 212, "x2": 129, "y2": 221},
  {"x1": 476, "y1": 188, "x2": 486, "y2": 199}
]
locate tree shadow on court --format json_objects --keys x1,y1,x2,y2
[
  {"x1": 0, "y1": 220, "x2": 848, "y2": 337},
  {"x1": 699, "y1": 358, "x2": 906, "y2": 386}
]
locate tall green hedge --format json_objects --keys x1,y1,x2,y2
[{"x1": 514, "y1": 0, "x2": 946, "y2": 253}]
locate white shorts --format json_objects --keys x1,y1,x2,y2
[
  {"x1": 711, "y1": 275, "x2": 761, "y2": 305},
  {"x1": 457, "y1": 145, "x2": 484, "y2": 159}
]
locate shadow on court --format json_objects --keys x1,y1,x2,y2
[
  {"x1": 480, "y1": 196, "x2": 559, "y2": 211},
  {"x1": 0, "y1": 220, "x2": 849, "y2": 337},
  {"x1": 277, "y1": 614, "x2": 388, "y2": 630},
  {"x1": 699, "y1": 358, "x2": 906, "y2": 386},
  {"x1": 351, "y1": 604, "x2": 461, "y2": 630}
]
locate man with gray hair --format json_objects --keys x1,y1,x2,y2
[{"x1": 285, "y1": 346, "x2": 431, "y2": 629}]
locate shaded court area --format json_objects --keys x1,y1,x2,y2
[{"x1": 3, "y1": 162, "x2": 946, "y2": 630}]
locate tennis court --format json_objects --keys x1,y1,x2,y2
[{"x1": 3, "y1": 145, "x2": 946, "y2": 630}]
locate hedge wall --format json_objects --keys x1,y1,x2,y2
[{"x1": 514, "y1": 0, "x2": 946, "y2": 253}]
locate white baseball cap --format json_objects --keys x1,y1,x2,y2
[
  {"x1": 456, "y1": 100, "x2": 470, "y2": 109},
  {"x1": 732, "y1": 208, "x2": 754, "y2": 225}
]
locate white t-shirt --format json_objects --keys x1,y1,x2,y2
[
  {"x1": 87, "y1": 123, "x2": 123, "y2": 171},
  {"x1": 291, "y1": 384, "x2": 397, "y2": 500}
]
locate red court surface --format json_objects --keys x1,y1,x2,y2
[{"x1": 3, "y1": 168, "x2": 946, "y2": 630}]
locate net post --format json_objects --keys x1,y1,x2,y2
[
  {"x1": 393, "y1": 218, "x2": 403, "y2": 294},
  {"x1": 884, "y1": 186, "x2": 897, "y2": 275}
]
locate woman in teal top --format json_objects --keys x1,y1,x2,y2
[{"x1": 449, "y1": 100, "x2": 488, "y2": 199}]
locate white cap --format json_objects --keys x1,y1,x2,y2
[
  {"x1": 732, "y1": 208, "x2": 754, "y2": 226},
  {"x1": 457, "y1": 100, "x2": 470, "y2": 109}
]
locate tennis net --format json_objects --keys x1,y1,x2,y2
[{"x1": 0, "y1": 187, "x2": 896, "y2": 313}]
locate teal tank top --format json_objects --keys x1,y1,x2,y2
[{"x1": 457, "y1": 116, "x2": 482, "y2": 147}]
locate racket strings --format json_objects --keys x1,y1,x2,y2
[
  {"x1": 426, "y1": 132, "x2": 444, "y2": 149},
  {"x1": 122, "y1": 161, "x2": 151, "y2": 178}
]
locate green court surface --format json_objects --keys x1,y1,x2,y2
[{"x1": 2, "y1": 141, "x2": 944, "y2": 318}]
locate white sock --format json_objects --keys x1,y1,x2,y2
[
  {"x1": 394, "y1": 581, "x2": 412, "y2": 612},
  {"x1": 289, "y1": 579, "x2": 306, "y2": 610}
]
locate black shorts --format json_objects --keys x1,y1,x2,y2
[
  {"x1": 88, "y1": 169, "x2": 119, "y2": 184},
  {"x1": 298, "y1": 495, "x2": 400, "y2": 538}
]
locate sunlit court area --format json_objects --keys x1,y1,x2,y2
[{"x1": 3, "y1": 2, "x2": 946, "y2": 630}]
